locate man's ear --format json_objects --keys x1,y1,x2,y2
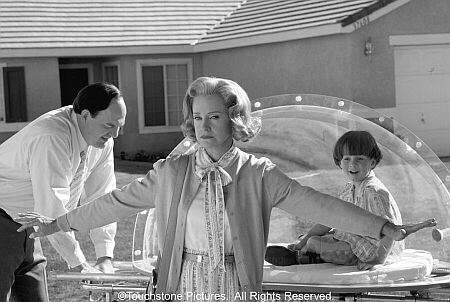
[{"x1": 80, "y1": 109, "x2": 91, "y2": 121}]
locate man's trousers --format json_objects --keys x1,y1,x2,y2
[{"x1": 0, "y1": 209, "x2": 49, "y2": 302}]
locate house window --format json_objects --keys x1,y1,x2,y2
[
  {"x1": 136, "y1": 59, "x2": 192, "y2": 133},
  {"x1": 3, "y1": 66, "x2": 27, "y2": 123},
  {"x1": 102, "y1": 62, "x2": 120, "y2": 88}
]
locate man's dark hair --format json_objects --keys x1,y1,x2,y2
[{"x1": 73, "y1": 83, "x2": 122, "y2": 117}]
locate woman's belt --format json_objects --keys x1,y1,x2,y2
[{"x1": 182, "y1": 251, "x2": 235, "y2": 263}]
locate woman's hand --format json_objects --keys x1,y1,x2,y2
[
  {"x1": 381, "y1": 218, "x2": 437, "y2": 241},
  {"x1": 15, "y1": 212, "x2": 61, "y2": 239}
]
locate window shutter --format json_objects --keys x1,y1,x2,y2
[{"x1": 3, "y1": 67, "x2": 27, "y2": 123}]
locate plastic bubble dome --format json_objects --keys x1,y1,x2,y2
[{"x1": 133, "y1": 94, "x2": 450, "y2": 274}]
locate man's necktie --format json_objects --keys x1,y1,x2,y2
[{"x1": 66, "y1": 150, "x2": 88, "y2": 211}]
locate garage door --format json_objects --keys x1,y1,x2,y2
[{"x1": 394, "y1": 45, "x2": 450, "y2": 157}]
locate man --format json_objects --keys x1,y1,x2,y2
[{"x1": 0, "y1": 83, "x2": 127, "y2": 302}]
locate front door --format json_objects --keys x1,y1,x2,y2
[{"x1": 59, "y1": 68, "x2": 89, "y2": 106}]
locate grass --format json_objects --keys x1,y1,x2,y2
[{"x1": 42, "y1": 158, "x2": 450, "y2": 301}]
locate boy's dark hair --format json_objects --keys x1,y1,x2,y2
[
  {"x1": 333, "y1": 130, "x2": 383, "y2": 167},
  {"x1": 73, "y1": 82, "x2": 122, "y2": 117}
]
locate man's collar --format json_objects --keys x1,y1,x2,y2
[{"x1": 70, "y1": 106, "x2": 89, "y2": 151}]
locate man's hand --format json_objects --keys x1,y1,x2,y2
[
  {"x1": 94, "y1": 256, "x2": 115, "y2": 273},
  {"x1": 381, "y1": 218, "x2": 437, "y2": 241},
  {"x1": 15, "y1": 212, "x2": 60, "y2": 238},
  {"x1": 71, "y1": 262, "x2": 102, "y2": 273}
]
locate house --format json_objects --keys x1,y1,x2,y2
[{"x1": 1, "y1": 0, "x2": 449, "y2": 157}]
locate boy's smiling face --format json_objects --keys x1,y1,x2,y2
[{"x1": 340, "y1": 154, "x2": 376, "y2": 184}]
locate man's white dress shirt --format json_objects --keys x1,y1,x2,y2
[{"x1": 0, "y1": 106, "x2": 117, "y2": 267}]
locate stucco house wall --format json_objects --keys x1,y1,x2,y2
[
  {"x1": 0, "y1": 57, "x2": 60, "y2": 143},
  {"x1": 200, "y1": 35, "x2": 353, "y2": 103},
  {"x1": 200, "y1": 0, "x2": 450, "y2": 112},
  {"x1": 349, "y1": 0, "x2": 450, "y2": 109},
  {"x1": 113, "y1": 53, "x2": 203, "y2": 156},
  {"x1": 0, "y1": 53, "x2": 200, "y2": 157}
]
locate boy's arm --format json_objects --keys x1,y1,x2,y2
[{"x1": 288, "y1": 224, "x2": 332, "y2": 251}]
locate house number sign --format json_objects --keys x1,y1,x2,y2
[{"x1": 352, "y1": 16, "x2": 370, "y2": 30}]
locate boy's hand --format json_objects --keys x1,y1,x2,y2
[
  {"x1": 287, "y1": 234, "x2": 308, "y2": 251},
  {"x1": 357, "y1": 260, "x2": 382, "y2": 271},
  {"x1": 287, "y1": 241, "x2": 305, "y2": 251}
]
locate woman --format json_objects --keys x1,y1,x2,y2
[{"x1": 16, "y1": 77, "x2": 436, "y2": 301}]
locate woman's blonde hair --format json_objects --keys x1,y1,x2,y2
[{"x1": 181, "y1": 77, "x2": 261, "y2": 142}]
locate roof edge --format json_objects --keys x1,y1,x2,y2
[
  {"x1": 341, "y1": 0, "x2": 397, "y2": 26},
  {"x1": 0, "y1": 44, "x2": 195, "y2": 58},
  {"x1": 341, "y1": 0, "x2": 411, "y2": 32},
  {"x1": 193, "y1": 23, "x2": 343, "y2": 52},
  {"x1": 194, "y1": 0, "x2": 412, "y2": 52}
]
